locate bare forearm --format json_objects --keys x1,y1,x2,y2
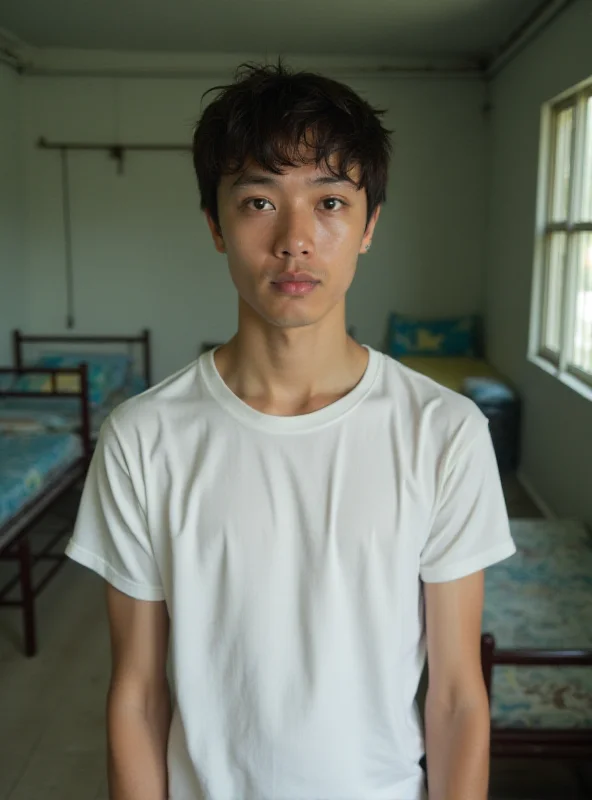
[
  {"x1": 107, "y1": 683, "x2": 172, "y2": 800},
  {"x1": 425, "y1": 692, "x2": 490, "y2": 800}
]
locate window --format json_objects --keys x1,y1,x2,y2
[{"x1": 531, "y1": 80, "x2": 592, "y2": 391}]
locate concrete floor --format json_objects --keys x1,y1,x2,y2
[{"x1": 0, "y1": 475, "x2": 589, "y2": 799}]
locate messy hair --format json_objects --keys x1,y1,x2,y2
[{"x1": 192, "y1": 57, "x2": 393, "y2": 235}]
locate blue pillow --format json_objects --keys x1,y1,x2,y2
[
  {"x1": 388, "y1": 313, "x2": 478, "y2": 358},
  {"x1": 39, "y1": 353, "x2": 131, "y2": 396},
  {"x1": 12, "y1": 369, "x2": 104, "y2": 405},
  {"x1": 14, "y1": 352, "x2": 132, "y2": 408}
]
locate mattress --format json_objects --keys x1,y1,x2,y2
[
  {"x1": 398, "y1": 356, "x2": 505, "y2": 393},
  {"x1": 0, "y1": 433, "x2": 82, "y2": 528},
  {"x1": 0, "y1": 375, "x2": 146, "y2": 439}
]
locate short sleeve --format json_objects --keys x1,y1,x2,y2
[
  {"x1": 65, "y1": 416, "x2": 165, "y2": 601},
  {"x1": 420, "y1": 409, "x2": 517, "y2": 583}
]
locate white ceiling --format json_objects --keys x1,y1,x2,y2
[{"x1": 0, "y1": 0, "x2": 552, "y2": 65}]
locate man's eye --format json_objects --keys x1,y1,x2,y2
[
  {"x1": 322, "y1": 197, "x2": 347, "y2": 211},
  {"x1": 245, "y1": 198, "x2": 272, "y2": 211}
]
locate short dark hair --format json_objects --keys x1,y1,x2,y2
[{"x1": 192, "y1": 58, "x2": 393, "y2": 235}]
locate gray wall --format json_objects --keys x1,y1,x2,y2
[
  {"x1": 0, "y1": 62, "x2": 24, "y2": 364},
  {"x1": 486, "y1": 0, "x2": 592, "y2": 525}
]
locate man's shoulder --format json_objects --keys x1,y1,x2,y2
[
  {"x1": 105, "y1": 358, "x2": 203, "y2": 443},
  {"x1": 381, "y1": 351, "x2": 487, "y2": 436}
]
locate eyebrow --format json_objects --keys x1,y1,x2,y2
[{"x1": 230, "y1": 173, "x2": 358, "y2": 192}]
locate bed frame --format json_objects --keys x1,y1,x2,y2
[
  {"x1": 0, "y1": 330, "x2": 152, "y2": 656},
  {"x1": 0, "y1": 365, "x2": 92, "y2": 656},
  {"x1": 13, "y1": 328, "x2": 152, "y2": 388},
  {"x1": 481, "y1": 633, "x2": 592, "y2": 759}
]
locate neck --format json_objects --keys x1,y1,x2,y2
[{"x1": 213, "y1": 320, "x2": 368, "y2": 417}]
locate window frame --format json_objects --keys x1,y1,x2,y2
[{"x1": 530, "y1": 78, "x2": 592, "y2": 396}]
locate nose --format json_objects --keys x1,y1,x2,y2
[{"x1": 272, "y1": 207, "x2": 315, "y2": 259}]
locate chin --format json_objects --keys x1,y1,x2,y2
[{"x1": 241, "y1": 287, "x2": 339, "y2": 330}]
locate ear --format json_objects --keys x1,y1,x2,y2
[
  {"x1": 359, "y1": 205, "x2": 382, "y2": 254},
  {"x1": 205, "y1": 210, "x2": 226, "y2": 254}
]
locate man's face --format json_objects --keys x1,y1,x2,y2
[{"x1": 206, "y1": 150, "x2": 380, "y2": 331}]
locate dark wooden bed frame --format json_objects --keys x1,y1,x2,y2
[
  {"x1": 0, "y1": 365, "x2": 92, "y2": 657},
  {"x1": 481, "y1": 633, "x2": 592, "y2": 759},
  {"x1": 0, "y1": 330, "x2": 152, "y2": 656}
]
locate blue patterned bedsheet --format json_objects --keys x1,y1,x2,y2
[
  {"x1": 0, "y1": 433, "x2": 82, "y2": 529},
  {"x1": 484, "y1": 519, "x2": 592, "y2": 729}
]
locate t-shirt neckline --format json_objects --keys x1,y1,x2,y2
[{"x1": 200, "y1": 343, "x2": 381, "y2": 433}]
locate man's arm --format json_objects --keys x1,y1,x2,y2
[
  {"x1": 423, "y1": 570, "x2": 490, "y2": 800},
  {"x1": 106, "y1": 584, "x2": 171, "y2": 800}
]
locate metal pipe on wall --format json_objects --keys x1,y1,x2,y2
[{"x1": 60, "y1": 148, "x2": 75, "y2": 330}]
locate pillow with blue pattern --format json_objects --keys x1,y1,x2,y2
[
  {"x1": 14, "y1": 352, "x2": 131, "y2": 408},
  {"x1": 388, "y1": 313, "x2": 479, "y2": 358}
]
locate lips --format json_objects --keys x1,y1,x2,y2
[
  {"x1": 271, "y1": 279, "x2": 319, "y2": 296},
  {"x1": 272, "y1": 272, "x2": 319, "y2": 284}
]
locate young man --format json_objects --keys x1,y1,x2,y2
[{"x1": 66, "y1": 60, "x2": 516, "y2": 800}]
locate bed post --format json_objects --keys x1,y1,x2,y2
[
  {"x1": 13, "y1": 329, "x2": 22, "y2": 370},
  {"x1": 18, "y1": 537, "x2": 37, "y2": 657},
  {"x1": 79, "y1": 363, "x2": 92, "y2": 465}
]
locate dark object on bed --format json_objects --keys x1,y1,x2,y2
[
  {"x1": 462, "y1": 377, "x2": 521, "y2": 473},
  {"x1": 480, "y1": 399, "x2": 521, "y2": 472},
  {"x1": 0, "y1": 365, "x2": 92, "y2": 657}
]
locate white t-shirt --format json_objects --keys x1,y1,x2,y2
[{"x1": 66, "y1": 344, "x2": 516, "y2": 800}]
